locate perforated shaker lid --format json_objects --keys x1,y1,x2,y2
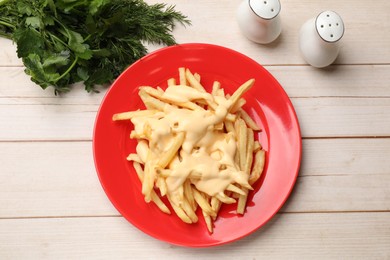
[
  {"x1": 315, "y1": 11, "x2": 345, "y2": 42},
  {"x1": 249, "y1": 0, "x2": 281, "y2": 20}
]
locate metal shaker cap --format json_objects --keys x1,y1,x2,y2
[
  {"x1": 316, "y1": 11, "x2": 345, "y2": 42},
  {"x1": 249, "y1": 0, "x2": 281, "y2": 20}
]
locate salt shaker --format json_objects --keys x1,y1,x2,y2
[
  {"x1": 237, "y1": 0, "x2": 282, "y2": 44},
  {"x1": 299, "y1": 11, "x2": 345, "y2": 68}
]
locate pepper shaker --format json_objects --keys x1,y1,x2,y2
[
  {"x1": 299, "y1": 11, "x2": 345, "y2": 68},
  {"x1": 237, "y1": 0, "x2": 282, "y2": 44}
]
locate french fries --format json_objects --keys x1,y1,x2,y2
[{"x1": 113, "y1": 68, "x2": 266, "y2": 233}]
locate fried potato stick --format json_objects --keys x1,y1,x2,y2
[
  {"x1": 228, "y1": 79, "x2": 255, "y2": 111},
  {"x1": 185, "y1": 69, "x2": 206, "y2": 92},
  {"x1": 133, "y1": 162, "x2": 170, "y2": 214},
  {"x1": 249, "y1": 150, "x2": 266, "y2": 185},
  {"x1": 158, "y1": 132, "x2": 185, "y2": 169}
]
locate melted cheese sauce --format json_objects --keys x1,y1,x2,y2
[
  {"x1": 163, "y1": 85, "x2": 211, "y2": 103},
  {"x1": 131, "y1": 86, "x2": 247, "y2": 197}
]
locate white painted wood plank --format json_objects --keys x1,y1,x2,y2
[
  {"x1": 301, "y1": 138, "x2": 390, "y2": 176},
  {"x1": 1, "y1": 98, "x2": 390, "y2": 140},
  {"x1": 0, "y1": 65, "x2": 389, "y2": 100},
  {"x1": 0, "y1": 213, "x2": 389, "y2": 259},
  {"x1": 1, "y1": 140, "x2": 389, "y2": 218},
  {"x1": 269, "y1": 65, "x2": 390, "y2": 98},
  {"x1": 0, "y1": 141, "x2": 117, "y2": 218},
  {"x1": 0, "y1": 104, "x2": 98, "y2": 141},
  {"x1": 282, "y1": 173, "x2": 390, "y2": 212},
  {"x1": 292, "y1": 97, "x2": 390, "y2": 138},
  {"x1": 1, "y1": 0, "x2": 389, "y2": 66}
]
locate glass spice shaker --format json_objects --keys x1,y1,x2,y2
[
  {"x1": 237, "y1": 0, "x2": 282, "y2": 44},
  {"x1": 299, "y1": 11, "x2": 345, "y2": 68}
]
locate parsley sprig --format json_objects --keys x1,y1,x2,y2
[{"x1": 0, "y1": 0, "x2": 190, "y2": 94}]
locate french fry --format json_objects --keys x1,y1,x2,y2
[
  {"x1": 249, "y1": 150, "x2": 266, "y2": 185},
  {"x1": 179, "y1": 67, "x2": 187, "y2": 85},
  {"x1": 225, "y1": 113, "x2": 237, "y2": 122},
  {"x1": 143, "y1": 86, "x2": 204, "y2": 111},
  {"x1": 234, "y1": 118, "x2": 241, "y2": 166},
  {"x1": 245, "y1": 128, "x2": 255, "y2": 174},
  {"x1": 236, "y1": 188, "x2": 249, "y2": 215},
  {"x1": 226, "y1": 184, "x2": 246, "y2": 195},
  {"x1": 155, "y1": 86, "x2": 163, "y2": 93},
  {"x1": 217, "y1": 88, "x2": 225, "y2": 97},
  {"x1": 139, "y1": 89, "x2": 167, "y2": 110},
  {"x1": 132, "y1": 160, "x2": 146, "y2": 181},
  {"x1": 202, "y1": 210, "x2": 213, "y2": 233},
  {"x1": 156, "y1": 176, "x2": 168, "y2": 196},
  {"x1": 143, "y1": 122, "x2": 152, "y2": 140},
  {"x1": 168, "y1": 154, "x2": 180, "y2": 170},
  {"x1": 184, "y1": 180, "x2": 197, "y2": 211},
  {"x1": 135, "y1": 140, "x2": 148, "y2": 162},
  {"x1": 193, "y1": 188, "x2": 216, "y2": 218},
  {"x1": 239, "y1": 108, "x2": 261, "y2": 131},
  {"x1": 237, "y1": 127, "x2": 254, "y2": 214},
  {"x1": 181, "y1": 197, "x2": 198, "y2": 223},
  {"x1": 133, "y1": 162, "x2": 171, "y2": 214},
  {"x1": 126, "y1": 153, "x2": 143, "y2": 164},
  {"x1": 180, "y1": 101, "x2": 205, "y2": 111},
  {"x1": 130, "y1": 130, "x2": 139, "y2": 139},
  {"x1": 157, "y1": 132, "x2": 185, "y2": 168},
  {"x1": 253, "y1": 141, "x2": 262, "y2": 153},
  {"x1": 204, "y1": 99, "x2": 220, "y2": 112},
  {"x1": 112, "y1": 109, "x2": 159, "y2": 121},
  {"x1": 224, "y1": 120, "x2": 235, "y2": 135},
  {"x1": 141, "y1": 86, "x2": 163, "y2": 98},
  {"x1": 210, "y1": 197, "x2": 222, "y2": 220},
  {"x1": 216, "y1": 192, "x2": 236, "y2": 204},
  {"x1": 200, "y1": 192, "x2": 214, "y2": 232},
  {"x1": 225, "y1": 131, "x2": 235, "y2": 143},
  {"x1": 238, "y1": 128, "x2": 255, "y2": 204},
  {"x1": 194, "y1": 73, "x2": 201, "y2": 82},
  {"x1": 172, "y1": 100, "x2": 204, "y2": 111},
  {"x1": 185, "y1": 69, "x2": 206, "y2": 92},
  {"x1": 230, "y1": 98, "x2": 247, "y2": 113},
  {"x1": 211, "y1": 81, "x2": 221, "y2": 96},
  {"x1": 234, "y1": 152, "x2": 240, "y2": 169},
  {"x1": 142, "y1": 152, "x2": 155, "y2": 202},
  {"x1": 228, "y1": 79, "x2": 255, "y2": 111},
  {"x1": 167, "y1": 195, "x2": 192, "y2": 224},
  {"x1": 238, "y1": 119, "x2": 248, "y2": 171},
  {"x1": 234, "y1": 117, "x2": 241, "y2": 136},
  {"x1": 167, "y1": 78, "x2": 176, "y2": 86},
  {"x1": 231, "y1": 172, "x2": 253, "y2": 190},
  {"x1": 150, "y1": 192, "x2": 171, "y2": 214}
]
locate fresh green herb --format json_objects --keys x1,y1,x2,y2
[{"x1": 0, "y1": 0, "x2": 190, "y2": 94}]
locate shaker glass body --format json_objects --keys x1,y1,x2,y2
[
  {"x1": 237, "y1": 0, "x2": 282, "y2": 44},
  {"x1": 299, "y1": 11, "x2": 344, "y2": 68}
]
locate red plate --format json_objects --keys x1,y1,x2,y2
[{"x1": 93, "y1": 43, "x2": 301, "y2": 247}]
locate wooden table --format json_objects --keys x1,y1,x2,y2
[{"x1": 1, "y1": 0, "x2": 389, "y2": 258}]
